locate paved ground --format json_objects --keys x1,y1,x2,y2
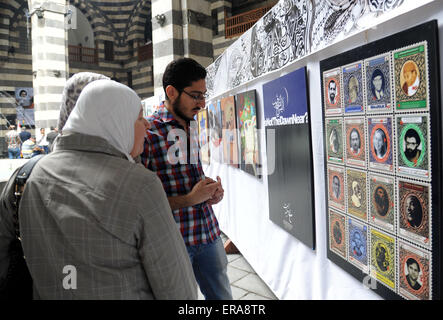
[{"x1": 197, "y1": 233, "x2": 278, "y2": 300}]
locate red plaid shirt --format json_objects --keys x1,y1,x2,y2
[{"x1": 141, "y1": 105, "x2": 220, "y2": 246}]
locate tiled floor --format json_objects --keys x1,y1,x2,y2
[{"x1": 197, "y1": 233, "x2": 278, "y2": 300}]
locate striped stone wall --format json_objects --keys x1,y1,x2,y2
[
  {"x1": 0, "y1": 0, "x2": 33, "y2": 157},
  {"x1": 210, "y1": 0, "x2": 238, "y2": 60},
  {"x1": 151, "y1": 0, "x2": 214, "y2": 96}
]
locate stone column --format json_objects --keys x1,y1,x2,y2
[
  {"x1": 151, "y1": 0, "x2": 213, "y2": 97},
  {"x1": 28, "y1": 0, "x2": 69, "y2": 129}
]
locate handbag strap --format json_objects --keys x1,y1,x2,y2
[{"x1": 13, "y1": 154, "x2": 45, "y2": 239}]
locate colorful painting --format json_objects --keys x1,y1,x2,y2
[
  {"x1": 207, "y1": 100, "x2": 223, "y2": 163},
  {"x1": 235, "y1": 90, "x2": 260, "y2": 177},
  {"x1": 197, "y1": 109, "x2": 210, "y2": 164},
  {"x1": 220, "y1": 96, "x2": 239, "y2": 168}
]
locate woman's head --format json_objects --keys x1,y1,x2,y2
[
  {"x1": 62, "y1": 79, "x2": 148, "y2": 161},
  {"x1": 58, "y1": 72, "x2": 110, "y2": 132}
]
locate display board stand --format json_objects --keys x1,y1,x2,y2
[{"x1": 321, "y1": 20, "x2": 441, "y2": 300}]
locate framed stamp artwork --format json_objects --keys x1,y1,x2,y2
[{"x1": 321, "y1": 20, "x2": 441, "y2": 300}]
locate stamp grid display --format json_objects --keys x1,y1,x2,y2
[{"x1": 323, "y1": 40, "x2": 434, "y2": 300}]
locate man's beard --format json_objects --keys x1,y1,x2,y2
[
  {"x1": 405, "y1": 148, "x2": 419, "y2": 160},
  {"x1": 172, "y1": 98, "x2": 194, "y2": 122},
  {"x1": 330, "y1": 93, "x2": 335, "y2": 102}
]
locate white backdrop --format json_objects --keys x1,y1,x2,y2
[{"x1": 204, "y1": 1, "x2": 443, "y2": 300}]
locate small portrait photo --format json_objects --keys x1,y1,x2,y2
[
  {"x1": 397, "y1": 115, "x2": 429, "y2": 178},
  {"x1": 323, "y1": 68, "x2": 342, "y2": 115},
  {"x1": 375, "y1": 242, "x2": 390, "y2": 272},
  {"x1": 373, "y1": 185, "x2": 390, "y2": 217},
  {"x1": 404, "y1": 195, "x2": 423, "y2": 229},
  {"x1": 15, "y1": 87, "x2": 34, "y2": 108},
  {"x1": 349, "y1": 128, "x2": 361, "y2": 155},
  {"x1": 399, "y1": 241, "x2": 430, "y2": 300},
  {"x1": 328, "y1": 165, "x2": 345, "y2": 211},
  {"x1": 394, "y1": 43, "x2": 428, "y2": 111},
  {"x1": 400, "y1": 60, "x2": 420, "y2": 97},
  {"x1": 329, "y1": 210, "x2": 346, "y2": 258},
  {"x1": 398, "y1": 180, "x2": 430, "y2": 247},
  {"x1": 348, "y1": 218, "x2": 368, "y2": 272},
  {"x1": 328, "y1": 79, "x2": 338, "y2": 105},
  {"x1": 331, "y1": 175, "x2": 341, "y2": 200},
  {"x1": 372, "y1": 128, "x2": 388, "y2": 159},
  {"x1": 329, "y1": 128, "x2": 339, "y2": 153},
  {"x1": 348, "y1": 76, "x2": 359, "y2": 104},
  {"x1": 403, "y1": 128, "x2": 422, "y2": 164},
  {"x1": 350, "y1": 180, "x2": 362, "y2": 208},
  {"x1": 404, "y1": 257, "x2": 423, "y2": 291},
  {"x1": 333, "y1": 220, "x2": 343, "y2": 245},
  {"x1": 369, "y1": 173, "x2": 395, "y2": 232},
  {"x1": 370, "y1": 69, "x2": 386, "y2": 101}
]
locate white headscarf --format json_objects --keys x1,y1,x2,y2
[
  {"x1": 62, "y1": 79, "x2": 141, "y2": 162},
  {"x1": 58, "y1": 72, "x2": 110, "y2": 132}
]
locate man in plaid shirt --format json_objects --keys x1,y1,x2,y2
[{"x1": 141, "y1": 58, "x2": 232, "y2": 300}]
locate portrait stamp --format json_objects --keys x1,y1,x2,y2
[
  {"x1": 342, "y1": 61, "x2": 364, "y2": 114},
  {"x1": 369, "y1": 173, "x2": 395, "y2": 233},
  {"x1": 329, "y1": 209, "x2": 347, "y2": 259},
  {"x1": 368, "y1": 116, "x2": 393, "y2": 173},
  {"x1": 346, "y1": 168, "x2": 367, "y2": 222},
  {"x1": 370, "y1": 227, "x2": 396, "y2": 291},
  {"x1": 365, "y1": 53, "x2": 393, "y2": 113},
  {"x1": 396, "y1": 114, "x2": 430, "y2": 180},
  {"x1": 326, "y1": 117, "x2": 344, "y2": 164},
  {"x1": 323, "y1": 68, "x2": 342, "y2": 115},
  {"x1": 398, "y1": 179, "x2": 431, "y2": 248},
  {"x1": 393, "y1": 42, "x2": 429, "y2": 112},
  {"x1": 345, "y1": 117, "x2": 366, "y2": 168},
  {"x1": 328, "y1": 164, "x2": 345, "y2": 212},
  {"x1": 398, "y1": 240, "x2": 431, "y2": 300},
  {"x1": 348, "y1": 218, "x2": 369, "y2": 273}
]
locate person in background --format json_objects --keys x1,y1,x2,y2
[
  {"x1": 37, "y1": 128, "x2": 49, "y2": 154},
  {"x1": 19, "y1": 127, "x2": 31, "y2": 144},
  {"x1": 45, "y1": 127, "x2": 58, "y2": 152},
  {"x1": 21, "y1": 136, "x2": 44, "y2": 159},
  {"x1": 0, "y1": 79, "x2": 197, "y2": 299},
  {"x1": 6, "y1": 125, "x2": 21, "y2": 159},
  {"x1": 141, "y1": 58, "x2": 232, "y2": 300}
]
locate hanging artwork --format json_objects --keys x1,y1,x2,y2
[
  {"x1": 235, "y1": 90, "x2": 261, "y2": 178},
  {"x1": 15, "y1": 87, "x2": 34, "y2": 126},
  {"x1": 263, "y1": 66, "x2": 315, "y2": 249},
  {"x1": 220, "y1": 96, "x2": 239, "y2": 168},
  {"x1": 197, "y1": 109, "x2": 210, "y2": 164},
  {"x1": 321, "y1": 21, "x2": 441, "y2": 300},
  {"x1": 206, "y1": 0, "x2": 406, "y2": 98},
  {"x1": 207, "y1": 100, "x2": 223, "y2": 163}
]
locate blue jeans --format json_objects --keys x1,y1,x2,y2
[
  {"x1": 8, "y1": 147, "x2": 21, "y2": 159},
  {"x1": 186, "y1": 237, "x2": 232, "y2": 300}
]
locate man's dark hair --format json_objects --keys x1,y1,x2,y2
[
  {"x1": 162, "y1": 58, "x2": 207, "y2": 100},
  {"x1": 406, "y1": 258, "x2": 420, "y2": 271},
  {"x1": 405, "y1": 128, "x2": 421, "y2": 145}
]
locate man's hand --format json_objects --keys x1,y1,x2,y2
[
  {"x1": 188, "y1": 177, "x2": 221, "y2": 205},
  {"x1": 206, "y1": 176, "x2": 224, "y2": 206}
]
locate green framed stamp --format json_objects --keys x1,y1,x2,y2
[
  {"x1": 326, "y1": 117, "x2": 344, "y2": 164},
  {"x1": 396, "y1": 114, "x2": 430, "y2": 180},
  {"x1": 393, "y1": 42, "x2": 429, "y2": 112}
]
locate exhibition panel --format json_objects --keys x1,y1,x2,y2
[{"x1": 321, "y1": 21, "x2": 441, "y2": 300}]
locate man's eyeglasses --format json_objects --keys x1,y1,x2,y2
[{"x1": 181, "y1": 90, "x2": 208, "y2": 102}]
